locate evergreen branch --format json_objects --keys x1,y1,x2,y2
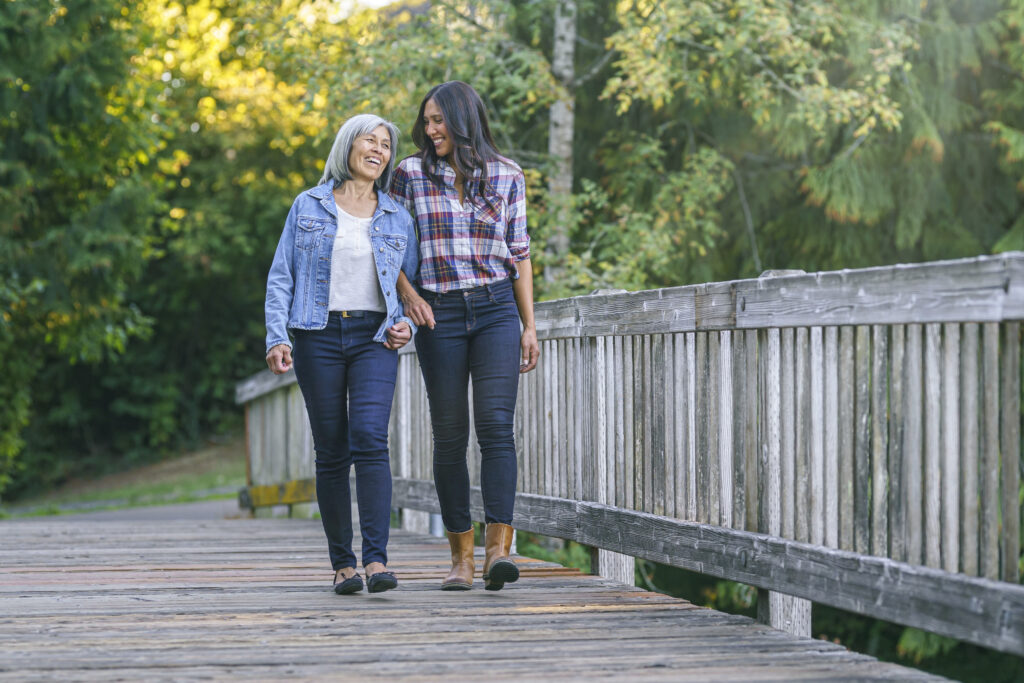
[
  {"x1": 573, "y1": 50, "x2": 617, "y2": 89},
  {"x1": 742, "y1": 48, "x2": 805, "y2": 102},
  {"x1": 574, "y1": 35, "x2": 604, "y2": 51},
  {"x1": 732, "y1": 167, "x2": 762, "y2": 274},
  {"x1": 434, "y1": 1, "x2": 499, "y2": 35},
  {"x1": 838, "y1": 133, "x2": 869, "y2": 161}
]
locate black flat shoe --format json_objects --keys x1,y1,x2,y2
[
  {"x1": 366, "y1": 570, "x2": 398, "y2": 593},
  {"x1": 333, "y1": 572, "x2": 364, "y2": 595}
]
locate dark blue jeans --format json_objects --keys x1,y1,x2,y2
[
  {"x1": 414, "y1": 278, "x2": 522, "y2": 532},
  {"x1": 292, "y1": 312, "x2": 397, "y2": 570}
]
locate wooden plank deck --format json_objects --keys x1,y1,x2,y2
[{"x1": 0, "y1": 516, "x2": 946, "y2": 681}]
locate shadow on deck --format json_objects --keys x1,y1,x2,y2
[{"x1": 0, "y1": 514, "x2": 944, "y2": 681}]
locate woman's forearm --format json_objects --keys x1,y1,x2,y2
[{"x1": 512, "y1": 258, "x2": 535, "y2": 330}]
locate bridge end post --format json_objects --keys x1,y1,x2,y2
[
  {"x1": 757, "y1": 590, "x2": 812, "y2": 637},
  {"x1": 590, "y1": 548, "x2": 635, "y2": 585}
]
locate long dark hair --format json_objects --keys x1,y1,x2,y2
[{"x1": 411, "y1": 81, "x2": 503, "y2": 205}]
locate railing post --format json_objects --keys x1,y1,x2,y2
[
  {"x1": 756, "y1": 322, "x2": 812, "y2": 636},
  {"x1": 584, "y1": 335, "x2": 635, "y2": 584}
]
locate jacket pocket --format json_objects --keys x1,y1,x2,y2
[
  {"x1": 382, "y1": 234, "x2": 407, "y2": 251},
  {"x1": 295, "y1": 216, "x2": 328, "y2": 251}
]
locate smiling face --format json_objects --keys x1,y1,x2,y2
[
  {"x1": 422, "y1": 98, "x2": 452, "y2": 159},
  {"x1": 347, "y1": 125, "x2": 392, "y2": 183}
]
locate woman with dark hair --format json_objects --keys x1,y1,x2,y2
[
  {"x1": 391, "y1": 81, "x2": 539, "y2": 591},
  {"x1": 266, "y1": 113, "x2": 418, "y2": 595}
]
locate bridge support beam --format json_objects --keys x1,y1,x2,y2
[
  {"x1": 591, "y1": 548, "x2": 635, "y2": 585},
  {"x1": 758, "y1": 590, "x2": 811, "y2": 637}
]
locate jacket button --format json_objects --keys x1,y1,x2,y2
[
  {"x1": 374, "y1": 226, "x2": 379, "y2": 231},
  {"x1": 379, "y1": 247, "x2": 384, "y2": 252}
]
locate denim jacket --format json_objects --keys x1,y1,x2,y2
[{"x1": 265, "y1": 181, "x2": 418, "y2": 353}]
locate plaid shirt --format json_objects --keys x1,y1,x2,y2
[{"x1": 390, "y1": 154, "x2": 530, "y2": 293}]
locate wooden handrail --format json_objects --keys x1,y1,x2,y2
[{"x1": 237, "y1": 253, "x2": 1024, "y2": 655}]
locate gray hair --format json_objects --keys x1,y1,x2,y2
[{"x1": 319, "y1": 114, "x2": 400, "y2": 191}]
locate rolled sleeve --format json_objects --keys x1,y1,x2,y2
[
  {"x1": 390, "y1": 161, "x2": 415, "y2": 215},
  {"x1": 505, "y1": 170, "x2": 530, "y2": 262}
]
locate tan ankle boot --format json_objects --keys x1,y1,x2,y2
[
  {"x1": 483, "y1": 523, "x2": 519, "y2": 591},
  {"x1": 441, "y1": 529, "x2": 475, "y2": 590}
]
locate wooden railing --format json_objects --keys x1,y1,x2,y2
[{"x1": 236, "y1": 253, "x2": 1024, "y2": 655}]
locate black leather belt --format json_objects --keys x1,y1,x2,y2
[{"x1": 329, "y1": 310, "x2": 384, "y2": 318}]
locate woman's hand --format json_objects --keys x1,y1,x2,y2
[
  {"x1": 266, "y1": 344, "x2": 293, "y2": 374},
  {"x1": 519, "y1": 327, "x2": 539, "y2": 373},
  {"x1": 402, "y1": 291, "x2": 436, "y2": 329},
  {"x1": 384, "y1": 321, "x2": 412, "y2": 350}
]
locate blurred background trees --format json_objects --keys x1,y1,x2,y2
[{"x1": 2, "y1": 0, "x2": 1021, "y2": 508}]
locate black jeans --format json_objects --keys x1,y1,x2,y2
[
  {"x1": 292, "y1": 312, "x2": 397, "y2": 570},
  {"x1": 414, "y1": 278, "x2": 522, "y2": 532}
]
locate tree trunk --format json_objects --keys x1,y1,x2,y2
[{"x1": 544, "y1": 0, "x2": 576, "y2": 284}]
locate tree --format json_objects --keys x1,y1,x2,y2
[{"x1": 0, "y1": 0, "x2": 164, "y2": 496}]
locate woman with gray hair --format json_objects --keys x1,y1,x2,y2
[{"x1": 265, "y1": 113, "x2": 418, "y2": 594}]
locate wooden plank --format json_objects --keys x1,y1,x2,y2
[
  {"x1": 1001, "y1": 322, "x2": 1021, "y2": 582},
  {"x1": 696, "y1": 332, "x2": 710, "y2": 524},
  {"x1": 762, "y1": 328, "x2": 782, "y2": 537},
  {"x1": 794, "y1": 328, "x2": 810, "y2": 543},
  {"x1": 570, "y1": 502, "x2": 1024, "y2": 657},
  {"x1": 640, "y1": 335, "x2": 652, "y2": 514},
  {"x1": 239, "y1": 478, "x2": 317, "y2": 508},
  {"x1": 517, "y1": 348, "x2": 529, "y2": 493},
  {"x1": 838, "y1": 326, "x2": 856, "y2": 551},
  {"x1": 598, "y1": 337, "x2": 614, "y2": 507},
  {"x1": 544, "y1": 338, "x2": 555, "y2": 497},
  {"x1": 960, "y1": 323, "x2": 979, "y2": 576},
  {"x1": 853, "y1": 326, "x2": 871, "y2": 554},
  {"x1": 981, "y1": 323, "x2": 1001, "y2": 579},
  {"x1": 614, "y1": 336, "x2": 626, "y2": 508},
  {"x1": 528, "y1": 253, "x2": 1024, "y2": 340},
  {"x1": 744, "y1": 330, "x2": 759, "y2": 532},
  {"x1": 688, "y1": 332, "x2": 698, "y2": 521},
  {"x1": 809, "y1": 327, "x2": 825, "y2": 546},
  {"x1": 779, "y1": 329, "x2": 794, "y2": 539},
  {"x1": 663, "y1": 334, "x2": 677, "y2": 519},
  {"x1": 905, "y1": 324, "x2": 925, "y2": 566},
  {"x1": 590, "y1": 337, "x2": 607, "y2": 504},
  {"x1": 888, "y1": 325, "x2": 906, "y2": 562},
  {"x1": 0, "y1": 511, "x2": 953, "y2": 683},
  {"x1": 286, "y1": 384, "x2": 313, "y2": 482},
  {"x1": 235, "y1": 368, "x2": 297, "y2": 405},
  {"x1": 941, "y1": 324, "x2": 960, "y2": 572},
  {"x1": 924, "y1": 323, "x2": 942, "y2": 569},
  {"x1": 872, "y1": 325, "x2": 889, "y2": 557},
  {"x1": 651, "y1": 334, "x2": 667, "y2": 517},
  {"x1": 719, "y1": 331, "x2": 734, "y2": 528},
  {"x1": 623, "y1": 335, "x2": 636, "y2": 511},
  {"x1": 574, "y1": 338, "x2": 586, "y2": 504},
  {"x1": 731, "y1": 331, "x2": 747, "y2": 530},
  {"x1": 824, "y1": 326, "x2": 839, "y2": 548},
  {"x1": 708, "y1": 331, "x2": 722, "y2": 526},
  {"x1": 561, "y1": 338, "x2": 571, "y2": 499}
]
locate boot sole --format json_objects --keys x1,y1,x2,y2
[
  {"x1": 483, "y1": 559, "x2": 519, "y2": 591},
  {"x1": 440, "y1": 581, "x2": 472, "y2": 591}
]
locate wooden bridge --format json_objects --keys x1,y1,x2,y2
[
  {"x1": 3, "y1": 254, "x2": 1021, "y2": 680},
  {"x1": 237, "y1": 253, "x2": 1024, "y2": 659},
  {"x1": 1, "y1": 516, "x2": 945, "y2": 680}
]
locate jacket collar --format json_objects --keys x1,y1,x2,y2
[{"x1": 306, "y1": 180, "x2": 399, "y2": 213}]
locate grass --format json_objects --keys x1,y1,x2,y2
[{"x1": 1, "y1": 437, "x2": 247, "y2": 518}]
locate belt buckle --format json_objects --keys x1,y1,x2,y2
[{"x1": 341, "y1": 311, "x2": 351, "y2": 318}]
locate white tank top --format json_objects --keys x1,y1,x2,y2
[{"x1": 328, "y1": 203, "x2": 386, "y2": 313}]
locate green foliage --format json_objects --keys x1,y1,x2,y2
[
  {"x1": 516, "y1": 532, "x2": 592, "y2": 573},
  {"x1": 0, "y1": 0, "x2": 163, "y2": 497}
]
